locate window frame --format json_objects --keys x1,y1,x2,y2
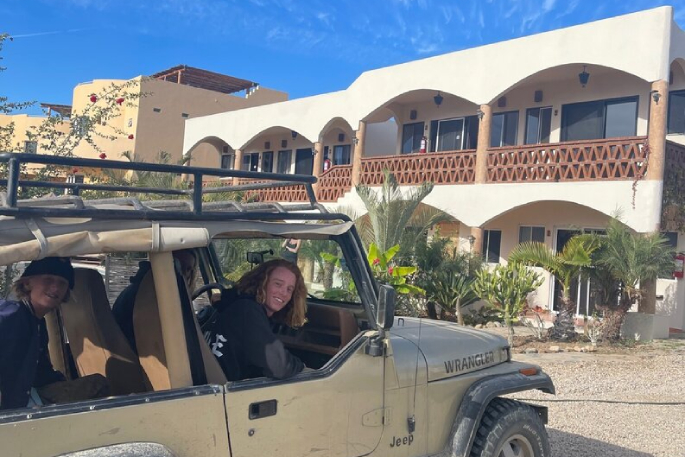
[
  {"x1": 524, "y1": 106, "x2": 552, "y2": 145},
  {"x1": 518, "y1": 226, "x2": 545, "y2": 244},
  {"x1": 560, "y1": 96, "x2": 639, "y2": 142},
  {"x1": 482, "y1": 229, "x2": 502, "y2": 264},
  {"x1": 490, "y1": 111, "x2": 519, "y2": 147},
  {"x1": 401, "y1": 122, "x2": 425, "y2": 154},
  {"x1": 667, "y1": 90, "x2": 685, "y2": 134}
]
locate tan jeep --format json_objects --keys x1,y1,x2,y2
[{"x1": 0, "y1": 153, "x2": 554, "y2": 457}]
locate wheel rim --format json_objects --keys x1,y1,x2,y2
[{"x1": 497, "y1": 433, "x2": 535, "y2": 457}]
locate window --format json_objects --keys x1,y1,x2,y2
[
  {"x1": 72, "y1": 115, "x2": 90, "y2": 137},
  {"x1": 220, "y1": 154, "x2": 234, "y2": 170},
  {"x1": 277, "y1": 150, "x2": 292, "y2": 174},
  {"x1": 261, "y1": 151, "x2": 274, "y2": 172},
  {"x1": 525, "y1": 107, "x2": 552, "y2": 144},
  {"x1": 401, "y1": 122, "x2": 424, "y2": 154},
  {"x1": 429, "y1": 116, "x2": 479, "y2": 152},
  {"x1": 668, "y1": 90, "x2": 685, "y2": 134},
  {"x1": 482, "y1": 230, "x2": 502, "y2": 263},
  {"x1": 490, "y1": 111, "x2": 519, "y2": 147},
  {"x1": 663, "y1": 232, "x2": 678, "y2": 249},
  {"x1": 332, "y1": 145, "x2": 351, "y2": 165},
  {"x1": 23, "y1": 141, "x2": 38, "y2": 154},
  {"x1": 519, "y1": 226, "x2": 545, "y2": 244},
  {"x1": 561, "y1": 96, "x2": 638, "y2": 141},
  {"x1": 66, "y1": 174, "x2": 85, "y2": 184},
  {"x1": 242, "y1": 153, "x2": 259, "y2": 172}
]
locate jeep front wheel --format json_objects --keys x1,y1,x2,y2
[{"x1": 469, "y1": 398, "x2": 550, "y2": 457}]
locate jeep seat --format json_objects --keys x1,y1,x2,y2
[
  {"x1": 133, "y1": 270, "x2": 226, "y2": 391},
  {"x1": 60, "y1": 268, "x2": 146, "y2": 395}
]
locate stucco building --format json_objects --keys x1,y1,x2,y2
[{"x1": 183, "y1": 7, "x2": 685, "y2": 338}]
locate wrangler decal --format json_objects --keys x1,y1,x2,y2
[{"x1": 444, "y1": 351, "x2": 495, "y2": 373}]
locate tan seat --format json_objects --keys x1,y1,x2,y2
[
  {"x1": 133, "y1": 271, "x2": 226, "y2": 391},
  {"x1": 60, "y1": 268, "x2": 146, "y2": 396},
  {"x1": 306, "y1": 305, "x2": 360, "y2": 350}
]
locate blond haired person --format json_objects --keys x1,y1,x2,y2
[
  {"x1": 204, "y1": 259, "x2": 307, "y2": 381},
  {"x1": 0, "y1": 257, "x2": 73, "y2": 410}
]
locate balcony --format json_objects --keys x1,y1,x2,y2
[
  {"x1": 240, "y1": 137, "x2": 651, "y2": 203},
  {"x1": 487, "y1": 136, "x2": 648, "y2": 183}
]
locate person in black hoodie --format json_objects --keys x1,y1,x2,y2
[
  {"x1": 0, "y1": 257, "x2": 73, "y2": 410},
  {"x1": 204, "y1": 259, "x2": 307, "y2": 381},
  {"x1": 112, "y1": 249, "x2": 197, "y2": 353}
]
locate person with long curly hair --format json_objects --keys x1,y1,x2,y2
[{"x1": 204, "y1": 259, "x2": 307, "y2": 381}]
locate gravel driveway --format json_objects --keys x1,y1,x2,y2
[{"x1": 508, "y1": 343, "x2": 685, "y2": 457}]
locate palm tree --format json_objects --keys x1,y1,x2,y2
[
  {"x1": 509, "y1": 235, "x2": 599, "y2": 341},
  {"x1": 355, "y1": 169, "x2": 451, "y2": 252},
  {"x1": 590, "y1": 218, "x2": 675, "y2": 340}
]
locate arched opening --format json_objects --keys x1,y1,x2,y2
[
  {"x1": 185, "y1": 136, "x2": 234, "y2": 171},
  {"x1": 487, "y1": 64, "x2": 650, "y2": 147},
  {"x1": 318, "y1": 117, "x2": 355, "y2": 170},
  {"x1": 241, "y1": 126, "x2": 315, "y2": 175},
  {"x1": 362, "y1": 89, "x2": 479, "y2": 156}
]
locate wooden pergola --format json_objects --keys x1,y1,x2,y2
[
  {"x1": 40, "y1": 103, "x2": 72, "y2": 118},
  {"x1": 150, "y1": 65, "x2": 258, "y2": 95}
]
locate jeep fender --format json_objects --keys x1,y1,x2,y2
[
  {"x1": 432, "y1": 370, "x2": 555, "y2": 457},
  {"x1": 55, "y1": 442, "x2": 177, "y2": 457}
]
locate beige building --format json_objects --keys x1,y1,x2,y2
[
  {"x1": 2, "y1": 65, "x2": 288, "y2": 170},
  {"x1": 183, "y1": 7, "x2": 685, "y2": 337}
]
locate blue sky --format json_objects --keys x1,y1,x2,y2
[{"x1": 2, "y1": 0, "x2": 685, "y2": 115}]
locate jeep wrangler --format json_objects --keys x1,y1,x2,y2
[{"x1": 0, "y1": 153, "x2": 554, "y2": 457}]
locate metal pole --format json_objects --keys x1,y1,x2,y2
[
  {"x1": 6, "y1": 158, "x2": 20, "y2": 207},
  {"x1": 193, "y1": 173, "x2": 203, "y2": 215}
]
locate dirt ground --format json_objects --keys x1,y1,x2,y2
[{"x1": 481, "y1": 325, "x2": 679, "y2": 354}]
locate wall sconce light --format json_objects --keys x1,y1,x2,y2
[
  {"x1": 650, "y1": 89, "x2": 661, "y2": 104},
  {"x1": 433, "y1": 92, "x2": 443, "y2": 107},
  {"x1": 476, "y1": 109, "x2": 485, "y2": 120},
  {"x1": 352, "y1": 136, "x2": 359, "y2": 145},
  {"x1": 291, "y1": 130, "x2": 298, "y2": 139},
  {"x1": 467, "y1": 235, "x2": 476, "y2": 252},
  {"x1": 578, "y1": 65, "x2": 590, "y2": 87}
]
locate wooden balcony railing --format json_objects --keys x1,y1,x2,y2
[
  {"x1": 487, "y1": 136, "x2": 648, "y2": 183},
  {"x1": 360, "y1": 149, "x2": 476, "y2": 186},
  {"x1": 234, "y1": 178, "x2": 309, "y2": 202},
  {"x1": 316, "y1": 165, "x2": 352, "y2": 202}
]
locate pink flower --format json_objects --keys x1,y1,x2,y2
[
  {"x1": 89, "y1": 94, "x2": 97, "y2": 103},
  {"x1": 116, "y1": 97, "x2": 125, "y2": 105},
  {"x1": 372, "y1": 258, "x2": 380, "y2": 266},
  {"x1": 388, "y1": 267, "x2": 394, "y2": 275},
  {"x1": 72, "y1": 167, "x2": 79, "y2": 173},
  {"x1": 128, "y1": 134, "x2": 134, "y2": 139},
  {"x1": 99, "y1": 153, "x2": 107, "y2": 159}
]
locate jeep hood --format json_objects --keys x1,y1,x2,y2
[{"x1": 389, "y1": 317, "x2": 510, "y2": 382}]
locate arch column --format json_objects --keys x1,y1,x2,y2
[
  {"x1": 646, "y1": 79, "x2": 669, "y2": 182},
  {"x1": 475, "y1": 104, "x2": 492, "y2": 184},
  {"x1": 469, "y1": 227, "x2": 483, "y2": 256},
  {"x1": 232, "y1": 149, "x2": 243, "y2": 185},
  {"x1": 351, "y1": 120, "x2": 367, "y2": 187},
  {"x1": 312, "y1": 142, "x2": 324, "y2": 194}
]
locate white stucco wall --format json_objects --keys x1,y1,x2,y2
[{"x1": 183, "y1": 7, "x2": 679, "y2": 156}]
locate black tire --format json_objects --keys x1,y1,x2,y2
[{"x1": 469, "y1": 398, "x2": 550, "y2": 457}]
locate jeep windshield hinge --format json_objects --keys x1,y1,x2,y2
[{"x1": 365, "y1": 334, "x2": 385, "y2": 357}]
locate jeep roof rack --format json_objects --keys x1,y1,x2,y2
[{"x1": 0, "y1": 153, "x2": 350, "y2": 223}]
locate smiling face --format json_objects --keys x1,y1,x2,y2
[
  {"x1": 23, "y1": 274, "x2": 70, "y2": 317},
  {"x1": 262, "y1": 266, "x2": 297, "y2": 317}
]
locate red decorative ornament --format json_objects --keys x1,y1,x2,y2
[
  {"x1": 89, "y1": 94, "x2": 97, "y2": 103},
  {"x1": 99, "y1": 153, "x2": 107, "y2": 159},
  {"x1": 116, "y1": 97, "x2": 125, "y2": 105},
  {"x1": 372, "y1": 258, "x2": 380, "y2": 266},
  {"x1": 128, "y1": 134, "x2": 134, "y2": 140},
  {"x1": 388, "y1": 267, "x2": 394, "y2": 275},
  {"x1": 72, "y1": 167, "x2": 79, "y2": 173}
]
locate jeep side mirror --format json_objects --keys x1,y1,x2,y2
[{"x1": 377, "y1": 284, "x2": 396, "y2": 331}]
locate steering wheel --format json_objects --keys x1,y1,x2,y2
[{"x1": 192, "y1": 282, "x2": 226, "y2": 301}]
